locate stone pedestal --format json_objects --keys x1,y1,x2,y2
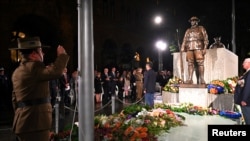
[
  {"x1": 173, "y1": 48, "x2": 238, "y2": 84},
  {"x1": 207, "y1": 94, "x2": 234, "y2": 111},
  {"x1": 162, "y1": 92, "x2": 179, "y2": 103},
  {"x1": 162, "y1": 90, "x2": 235, "y2": 109},
  {"x1": 179, "y1": 87, "x2": 208, "y2": 107}
]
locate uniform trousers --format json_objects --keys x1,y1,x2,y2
[{"x1": 16, "y1": 130, "x2": 50, "y2": 141}]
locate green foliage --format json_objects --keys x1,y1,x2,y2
[{"x1": 122, "y1": 104, "x2": 151, "y2": 115}]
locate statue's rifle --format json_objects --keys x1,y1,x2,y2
[{"x1": 176, "y1": 29, "x2": 184, "y2": 82}]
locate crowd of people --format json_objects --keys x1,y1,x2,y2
[
  {"x1": 94, "y1": 65, "x2": 172, "y2": 106},
  {"x1": 1, "y1": 64, "x2": 174, "y2": 111},
  {"x1": 48, "y1": 67, "x2": 79, "y2": 107}
]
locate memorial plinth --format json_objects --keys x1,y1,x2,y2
[
  {"x1": 162, "y1": 91, "x2": 234, "y2": 110},
  {"x1": 162, "y1": 92, "x2": 179, "y2": 103},
  {"x1": 162, "y1": 48, "x2": 238, "y2": 108},
  {"x1": 178, "y1": 87, "x2": 208, "y2": 107},
  {"x1": 173, "y1": 48, "x2": 238, "y2": 84}
]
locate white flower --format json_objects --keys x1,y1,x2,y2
[{"x1": 238, "y1": 79, "x2": 244, "y2": 87}]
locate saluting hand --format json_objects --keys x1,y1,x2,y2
[{"x1": 57, "y1": 45, "x2": 67, "y2": 56}]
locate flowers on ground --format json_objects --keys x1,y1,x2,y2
[
  {"x1": 154, "y1": 103, "x2": 219, "y2": 116},
  {"x1": 49, "y1": 130, "x2": 71, "y2": 141},
  {"x1": 94, "y1": 104, "x2": 185, "y2": 141},
  {"x1": 59, "y1": 103, "x2": 242, "y2": 141}
]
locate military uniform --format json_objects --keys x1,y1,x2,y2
[
  {"x1": 10, "y1": 37, "x2": 69, "y2": 141},
  {"x1": 181, "y1": 16, "x2": 209, "y2": 84}
]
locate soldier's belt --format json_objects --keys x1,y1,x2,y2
[
  {"x1": 186, "y1": 39, "x2": 204, "y2": 42},
  {"x1": 17, "y1": 97, "x2": 50, "y2": 108}
]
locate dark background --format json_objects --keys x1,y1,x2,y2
[{"x1": 0, "y1": 0, "x2": 249, "y2": 74}]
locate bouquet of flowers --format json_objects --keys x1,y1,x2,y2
[
  {"x1": 163, "y1": 76, "x2": 183, "y2": 93},
  {"x1": 49, "y1": 130, "x2": 71, "y2": 141},
  {"x1": 207, "y1": 76, "x2": 238, "y2": 94},
  {"x1": 154, "y1": 103, "x2": 220, "y2": 116},
  {"x1": 94, "y1": 104, "x2": 185, "y2": 141}
]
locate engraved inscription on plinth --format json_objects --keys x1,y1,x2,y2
[{"x1": 179, "y1": 87, "x2": 208, "y2": 107}]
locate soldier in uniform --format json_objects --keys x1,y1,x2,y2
[
  {"x1": 10, "y1": 37, "x2": 69, "y2": 141},
  {"x1": 135, "y1": 67, "x2": 143, "y2": 101},
  {"x1": 181, "y1": 16, "x2": 209, "y2": 84}
]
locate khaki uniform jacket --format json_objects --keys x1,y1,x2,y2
[
  {"x1": 181, "y1": 25, "x2": 209, "y2": 51},
  {"x1": 12, "y1": 54, "x2": 69, "y2": 134}
]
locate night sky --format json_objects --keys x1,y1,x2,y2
[{"x1": 145, "y1": 0, "x2": 250, "y2": 48}]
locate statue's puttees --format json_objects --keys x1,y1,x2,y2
[
  {"x1": 209, "y1": 36, "x2": 226, "y2": 49},
  {"x1": 181, "y1": 16, "x2": 209, "y2": 84}
]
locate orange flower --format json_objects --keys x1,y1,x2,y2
[
  {"x1": 139, "y1": 132, "x2": 148, "y2": 138},
  {"x1": 131, "y1": 130, "x2": 139, "y2": 139},
  {"x1": 124, "y1": 126, "x2": 134, "y2": 136},
  {"x1": 135, "y1": 127, "x2": 142, "y2": 131},
  {"x1": 104, "y1": 123, "x2": 110, "y2": 128},
  {"x1": 115, "y1": 122, "x2": 122, "y2": 128},
  {"x1": 140, "y1": 127, "x2": 148, "y2": 132},
  {"x1": 209, "y1": 88, "x2": 218, "y2": 94}
]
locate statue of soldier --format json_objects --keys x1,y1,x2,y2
[{"x1": 181, "y1": 16, "x2": 209, "y2": 84}]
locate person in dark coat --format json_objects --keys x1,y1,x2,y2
[
  {"x1": 234, "y1": 58, "x2": 250, "y2": 125},
  {"x1": 49, "y1": 78, "x2": 59, "y2": 107},
  {"x1": 58, "y1": 67, "x2": 71, "y2": 106},
  {"x1": 101, "y1": 67, "x2": 111, "y2": 104},
  {"x1": 94, "y1": 72, "x2": 102, "y2": 103},
  {"x1": 117, "y1": 75, "x2": 124, "y2": 100},
  {"x1": 109, "y1": 67, "x2": 118, "y2": 96},
  {"x1": 143, "y1": 62, "x2": 156, "y2": 107},
  {"x1": 0, "y1": 67, "x2": 11, "y2": 109},
  {"x1": 10, "y1": 37, "x2": 69, "y2": 141},
  {"x1": 130, "y1": 69, "x2": 137, "y2": 100}
]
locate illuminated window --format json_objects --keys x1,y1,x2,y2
[{"x1": 10, "y1": 31, "x2": 26, "y2": 62}]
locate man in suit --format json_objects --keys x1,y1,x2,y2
[
  {"x1": 101, "y1": 67, "x2": 111, "y2": 104},
  {"x1": 143, "y1": 62, "x2": 156, "y2": 107},
  {"x1": 58, "y1": 67, "x2": 71, "y2": 106},
  {"x1": 109, "y1": 67, "x2": 118, "y2": 96},
  {"x1": 10, "y1": 37, "x2": 69, "y2": 141},
  {"x1": 235, "y1": 58, "x2": 250, "y2": 125}
]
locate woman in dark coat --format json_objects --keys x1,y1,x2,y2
[{"x1": 94, "y1": 72, "x2": 103, "y2": 103}]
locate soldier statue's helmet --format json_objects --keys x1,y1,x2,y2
[{"x1": 188, "y1": 16, "x2": 200, "y2": 22}]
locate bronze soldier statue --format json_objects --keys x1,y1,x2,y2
[{"x1": 181, "y1": 16, "x2": 209, "y2": 84}]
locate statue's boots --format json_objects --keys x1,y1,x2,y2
[
  {"x1": 185, "y1": 79, "x2": 193, "y2": 84},
  {"x1": 198, "y1": 61, "x2": 205, "y2": 84},
  {"x1": 200, "y1": 78, "x2": 206, "y2": 84},
  {"x1": 185, "y1": 63, "x2": 194, "y2": 84}
]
